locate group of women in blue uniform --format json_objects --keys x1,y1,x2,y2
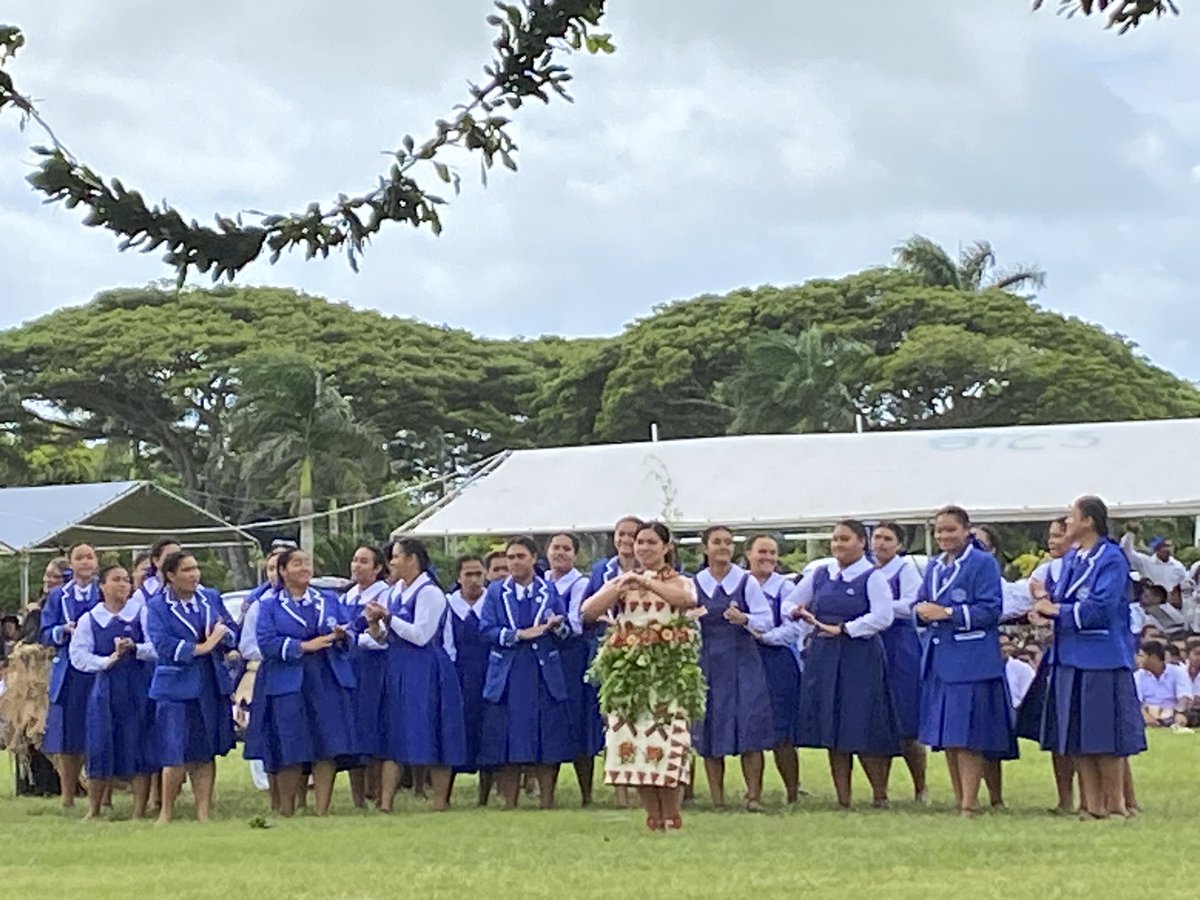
[{"x1": 40, "y1": 493, "x2": 1146, "y2": 822}]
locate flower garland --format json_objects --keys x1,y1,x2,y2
[{"x1": 587, "y1": 615, "x2": 706, "y2": 724}]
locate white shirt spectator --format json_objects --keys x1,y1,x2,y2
[
  {"x1": 1121, "y1": 532, "x2": 1187, "y2": 592},
  {"x1": 1134, "y1": 665, "x2": 1193, "y2": 718},
  {"x1": 1006, "y1": 656, "x2": 1035, "y2": 709}
]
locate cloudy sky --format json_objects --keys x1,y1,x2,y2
[{"x1": 2, "y1": 1, "x2": 1198, "y2": 380}]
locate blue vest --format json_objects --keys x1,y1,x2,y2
[
  {"x1": 695, "y1": 571, "x2": 754, "y2": 647},
  {"x1": 919, "y1": 546, "x2": 1004, "y2": 684},
  {"x1": 146, "y1": 591, "x2": 236, "y2": 700},
  {"x1": 1052, "y1": 540, "x2": 1134, "y2": 671},
  {"x1": 41, "y1": 581, "x2": 100, "y2": 702},
  {"x1": 89, "y1": 609, "x2": 152, "y2": 678},
  {"x1": 811, "y1": 567, "x2": 872, "y2": 625},
  {"x1": 480, "y1": 577, "x2": 567, "y2": 703},
  {"x1": 257, "y1": 589, "x2": 355, "y2": 696}
]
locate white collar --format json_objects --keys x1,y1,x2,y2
[
  {"x1": 876, "y1": 555, "x2": 907, "y2": 578},
  {"x1": 756, "y1": 571, "x2": 790, "y2": 597},
  {"x1": 549, "y1": 568, "x2": 584, "y2": 593},
  {"x1": 446, "y1": 589, "x2": 484, "y2": 620},
  {"x1": 90, "y1": 602, "x2": 140, "y2": 627},
  {"x1": 695, "y1": 564, "x2": 747, "y2": 596},
  {"x1": 827, "y1": 557, "x2": 873, "y2": 580},
  {"x1": 397, "y1": 572, "x2": 432, "y2": 605},
  {"x1": 344, "y1": 581, "x2": 388, "y2": 605}
]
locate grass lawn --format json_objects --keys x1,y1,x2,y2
[{"x1": 2, "y1": 731, "x2": 1197, "y2": 898}]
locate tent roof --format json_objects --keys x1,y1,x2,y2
[
  {"x1": 0, "y1": 480, "x2": 257, "y2": 554},
  {"x1": 403, "y1": 418, "x2": 1200, "y2": 537}
]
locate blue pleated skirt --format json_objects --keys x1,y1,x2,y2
[
  {"x1": 881, "y1": 622, "x2": 922, "y2": 741},
  {"x1": 1038, "y1": 665, "x2": 1146, "y2": 757},
  {"x1": 919, "y1": 671, "x2": 1018, "y2": 759},
  {"x1": 759, "y1": 644, "x2": 803, "y2": 746},
  {"x1": 258, "y1": 654, "x2": 357, "y2": 774},
  {"x1": 454, "y1": 650, "x2": 489, "y2": 774},
  {"x1": 478, "y1": 648, "x2": 572, "y2": 766},
  {"x1": 85, "y1": 661, "x2": 156, "y2": 779},
  {"x1": 155, "y1": 666, "x2": 235, "y2": 767},
  {"x1": 352, "y1": 648, "x2": 389, "y2": 759},
  {"x1": 694, "y1": 632, "x2": 775, "y2": 758},
  {"x1": 798, "y1": 634, "x2": 903, "y2": 757},
  {"x1": 560, "y1": 635, "x2": 604, "y2": 759},
  {"x1": 382, "y1": 644, "x2": 468, "y2": 768},
  {"x1": 43, "y1": 667, "x2": 94, "y2": 755},
  {"x1": 242, "y1": 665, "x2": 267, "y2": 761}
]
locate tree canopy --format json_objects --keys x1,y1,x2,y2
[{"x1": 1, "y1": 267, "x2": 1195, "y2": 514}]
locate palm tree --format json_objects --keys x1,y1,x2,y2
[
  {"x1": 232, "y1": 353, "x2": 388, "y2": 553},
  {"x1": 718, "y1": 327, "x2": 870, "y2": 434},
  {"x1": 893, "y1": 235, "x2": 1046, "y2": 295}
]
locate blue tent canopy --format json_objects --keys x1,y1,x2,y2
[{"x1": 0, "y1": 480, "x2": 256, "y2": 601}]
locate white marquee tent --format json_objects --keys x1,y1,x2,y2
[{"x1": 401, "y1": 418, "x2": 1200, "y2": 537}]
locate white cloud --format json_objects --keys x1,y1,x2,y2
[{"x1": 2, "y1": 0, "x2": 1199, "y2": 382}]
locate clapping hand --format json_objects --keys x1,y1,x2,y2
[
  {"x1": 723, "y1": 602, "x2": 748, "y2": 627},
  {"x1": 1032, "y1": 598, "x2": 1058, "y2": 619},
  {"x1": 114, "y1": 637, "x2": 135, "y2": 656},
  {"x1": 914, "y1": 602, "x2": 951, "y2": 624}
]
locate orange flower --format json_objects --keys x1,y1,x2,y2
[
  {"x1": 619, "y1": 741, "x2": 637, "y2": 763},
  {"x1": 660, "y1": 628, "x2": 675, "y2": 642},
  {"x1": 645, "y1": 746, "x2": 664, "y2": 763}
]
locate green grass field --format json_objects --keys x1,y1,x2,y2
[{"x1": 2, "y1": 732, "x2": 1197, "y2": 898}]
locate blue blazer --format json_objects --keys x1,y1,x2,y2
[
  {"x1": 1052, "y1": 540, "x2": 1133, "y2": 671},
  {"x1": 919, "y1": 545, "x2": 1004, "y2": 684},
  {"x1": 146, "y1": 590, "x2": 237, "y2": 701},
  {"x1": 40, "y1": 581, "x2": 100, "y2": 702},
  {"x1": 479, "y1": 576, "x2": 570, "y2": 703},
  {"x1": 256, "y1": 588, "x2": 355, "y2": 697}
]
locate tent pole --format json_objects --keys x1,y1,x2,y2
[
  {"x1": 924, "y1": 520, "x2": 933, "y2": 557},
  {"x1": 20, "y1": 552, "x2": 31, "y2": 605},
  {"x1": 1193, "y1": 514, "x2": 1199, "y2": 547}
]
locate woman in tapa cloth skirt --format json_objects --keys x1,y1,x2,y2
[
  {"x1": 914, "y1": 506, "x2": 1018, "y2": 818},
  {"x1": 744, "y1": 534, "x2": 806, "y2": 803},
  {"x1": 1030, "y1": 496, "x2": 1146, "y2": 819},
  {"x1": 68, "y1": 564, "x2": 158, "y2": 818},
  {"x1": 791, "y1": 520, "x2": 903, "y2": 808},
  {"x1": 582, "y1": 521, "x2": 704, "y2": 831},
  {"x1": 871, "y1": 522, "x2": 929, "y2": 803},
  {"x1": 691, "y1": 526, "x2": 775, "y2": 811}
]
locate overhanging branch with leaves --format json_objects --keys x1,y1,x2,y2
[{"x1": 0, "y1": 2, "x2": 611, "y2": 287}]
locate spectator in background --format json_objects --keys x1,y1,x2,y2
[
  {"x1": 1185, "y1": 639, "x2": 1200, "y2": 727},
  {"x1": 1120, "y1": 525, "x2": 1186, "y2": 601},
  {"x1": 1166, "y1": 644, "x2": 1185, "y2": 669},
  {"x1": 1134, "y1": 640, "x2": 1192, "y2": 728},
  {"x1": 1, "y1": 614, "x2": 19, "y2": 660},
  {"x1": 1004, "y1": 646, "x2": 1035, "y2": 710},
  {"x1": 1139, "y1": 582, "x2": 1188, "y2": 636},
  {"x1": 484, "y1": 551, "x2": 508, "y2": 585}
]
